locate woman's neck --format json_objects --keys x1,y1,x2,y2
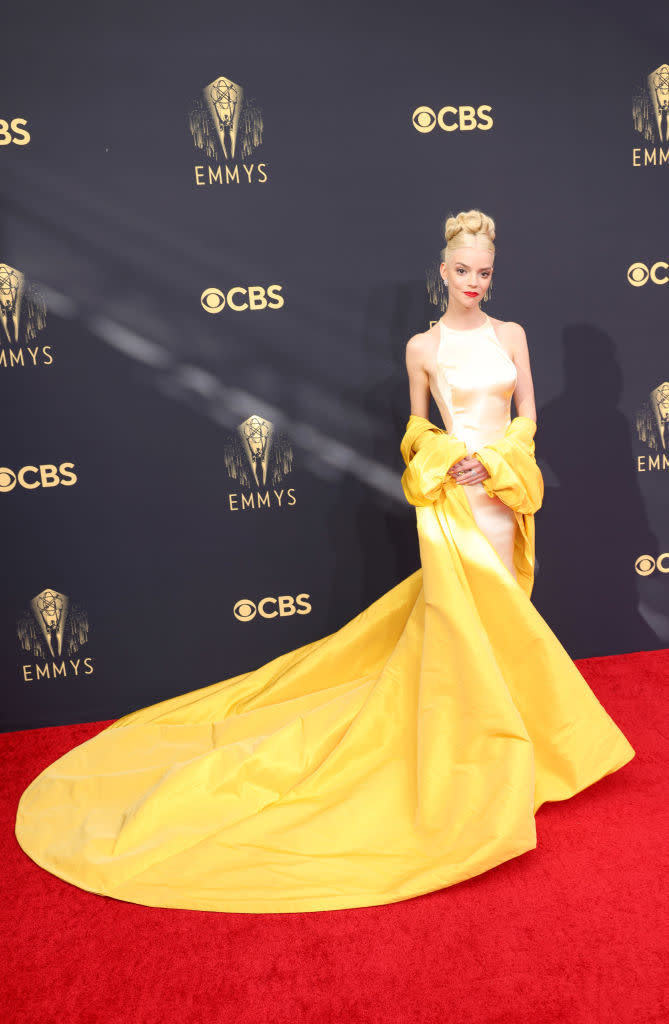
[{"x1": 440, "y1": 306, "x2": 487, "y2": 330}]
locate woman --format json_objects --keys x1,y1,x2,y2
[
  {"x1": 15, "y1": 211, "x2": 635, "y2": 914},
  {"x1": 408, "y1": 209, "x2": 537, "y2": 585}
]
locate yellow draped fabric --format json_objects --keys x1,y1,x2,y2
[
  {"x1": 400, "y1": 413, "x2": 543, "y2": 596},
  {"x1": 15, "y1": 415, "x2": 635, "y2": 913}
]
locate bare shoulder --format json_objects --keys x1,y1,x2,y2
[
  {"x1": 405, "y1": 323, "x2": 440, "y2": 368},
  {"x1": 488, "y1": 317, "x2": 529, "y2": 354}
]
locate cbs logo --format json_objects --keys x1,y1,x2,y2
[
  {"x1": 412, "y1": 105, "x2": 493, "y2": 133},
  {"x1": 0, "y1": 463, "x2": 77, "y2": 493},
  {"x1": 635, "y1": 554, "x2": 669, "y2": 576},
  {"x1": 201, "y1": 285, "x2": 284, "y2": 314},
  {"x1": 0, "y1": 118, "x2": 30, "y2": 146},
  {"x1": 627, "y1": 262, "x2": 669, "y2": 287},
  {"x1": 233, "y1": 593, "x2": 312, "y2": 621}
]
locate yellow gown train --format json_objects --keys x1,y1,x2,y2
[{"x1": 15, "y1": 317, "x2": 635, "y2": 912}]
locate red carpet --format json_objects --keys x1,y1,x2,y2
[{"x1": 2, "y1": 648, "x2": 667, "y2": 1024}]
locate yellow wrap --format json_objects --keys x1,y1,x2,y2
[
  {"x1": 401, "y1": 413, "x2": 543, "y2": 596},
  {"x1": 14, "y1": 416, "x2": 635, "y2": 914}
]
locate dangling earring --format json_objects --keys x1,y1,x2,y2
[
  {"x1": 426, "y1": 267, "x2": 448, "y2": 311},
  {"x1": 482, "y1": 277, "x2": 493, "y2": 303}
]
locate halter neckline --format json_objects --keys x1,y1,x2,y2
[{"x1": 439, "y1": 314, "x2": 491, "y2": 334}]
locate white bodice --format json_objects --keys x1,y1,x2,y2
[{"x1": 431, "y1": 314, "x2": 518, "y2": 454}]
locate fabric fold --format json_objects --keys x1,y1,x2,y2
[{"x1": 400, "y1": 414, "x2": 468, "y2": 505}]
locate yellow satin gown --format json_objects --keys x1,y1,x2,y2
[{"x1": 15, "y1": 315, "x2": 635, "y2": 913}]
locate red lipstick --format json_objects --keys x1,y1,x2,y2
[{"x1": 464, "y1": 291, "x2": 478, "y2": 297}]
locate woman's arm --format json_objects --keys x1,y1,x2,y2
[
  {"x1": 405, "y1": 334, "x2": 431, "y2": 419},
  {"x1": 505, "y1": 323, "x2": 537, "y2": 423}
]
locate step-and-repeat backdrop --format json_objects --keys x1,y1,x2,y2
[{"x1": 2, "y1": 0, "x2": 667, "y2": 730}]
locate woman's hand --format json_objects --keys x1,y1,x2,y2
[{"x1": 448, "y1": 456, "x2": 490, "y2": 485}]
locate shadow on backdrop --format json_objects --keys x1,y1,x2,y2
[{"x1": 533, "y1": 323, "x2": 659, "y2": 658}]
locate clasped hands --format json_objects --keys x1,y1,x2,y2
[{"x1": 447, "y1": 454, "x2": 491, "y2": 486}]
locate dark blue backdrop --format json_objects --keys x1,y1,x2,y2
[{"x1": 2, "y1": 0, "x2": 667, "y2": 729}]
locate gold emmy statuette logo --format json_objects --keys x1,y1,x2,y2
[
  {"x1": 635, "y1": 554, "x2": 669, "y2": 576},
  {"x1": 17, "y1": 588, "x2": 94, "y2": 681},
  {"x1": 636, "y1": 381, "x2": 669, "y2": 472},
  {"x1": 240, "y1": 415, "x2": 273, "y2": 487},
  {"x1": 411, "y1": 104, "x2": 493, "y2": 133},
  {"x1": 30, "y1": 589, "x2": 69, "y2": 658},
  {"x1": 0, "y1": 117, "x2": 30, "y2": 145},
  {"x1": 224, "y1": 415, "x2": 297, "y2": 511},
  {"x1": 627, "y1": 261, "x2": 669, "y2": 287},
  {"x1": 0, "y1": 463, "x2": 77, "y2": 492},
  {"x1": 233, "y1": 594, "x2": 312, "y2": 621},
  {"x1": 201, "y1": 285, "x2": 284, "y2": 313},
  {"x1": 0, "y1": 262, "x2": 50, "y2": 369},
  {"x1": 632, "y1": 63, "x2": 669, "y2": 166},
  {"x1": 189, "y1": 74, "x2": 267, "y2": 186}
]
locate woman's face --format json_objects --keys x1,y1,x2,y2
[{"x1": 440, "y1": 246, "x2": 493, "y2": 306}]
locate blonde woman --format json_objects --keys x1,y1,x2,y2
[
  {"x1": 16, "y1": 211, "x2": 635, "y2": 915},
  {"x1": 406, "y1": 209, "x2": 536, "y2": 584}
]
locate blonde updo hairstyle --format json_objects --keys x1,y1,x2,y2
[
  {"x1": 441, "y1": 209, "x2": 496, "y2": 263},
  {"x1": 427, "y1": 208, "x2": 496, "y2": 311}
]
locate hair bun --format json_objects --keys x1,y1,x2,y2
[{"x1": 444, "y1": 209, "x2": 496, "y2": 245}]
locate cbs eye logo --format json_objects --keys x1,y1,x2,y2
[
  {"x1": 0, "y1": 463, "x2": 77, "y2": 493},
  {"x1": 627, "y1": 262, "x2": 669, "y2": 287},
  {"x1": 412, "y1": 105, "x2": 493, "y2": 133},
  {"x1": 635, "y1": 554, "x2": 669, "y2": 576},
  {"x1": 0, "y1": 118, "x2": 31, "y2": 145},
  {"x1": 233, "y1": 593, "x2": 311, "y2": 621},
  {"x1": 201, "y1": 285, "x2": 284, "y2": 313}
]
